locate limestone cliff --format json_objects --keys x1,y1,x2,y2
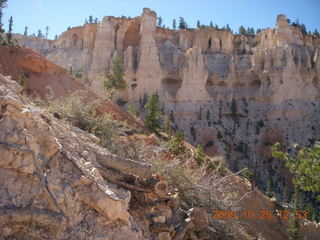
[{"x1": 16, "y1": 8, "x2": 320, "y2": 198}]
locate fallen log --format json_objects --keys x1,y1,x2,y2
[
  {"x1": 97, "y1": 165, "x2": 152, "y2": 193},
  {"x1": 96, "y1": 152, "x2": 152, "y2": 179}
]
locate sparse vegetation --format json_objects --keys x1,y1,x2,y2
[{"x1": 45, "y1": 91, "x2": 139, "y2": 159}]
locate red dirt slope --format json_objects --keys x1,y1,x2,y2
[{"x1": 0, "y1": 45, "x2": 143, "y2": 127}]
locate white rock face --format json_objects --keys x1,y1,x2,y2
[
  {"x1": 134, "y1": 8, "x2": 162, "y2": 96},
  {"x1": 177, "y1": 46, "x2": 209, "y2": 101},
  {"x1": 88, "y1": 18, "x2": 116, "y2": 90}
]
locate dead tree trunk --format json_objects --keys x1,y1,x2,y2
[{"x1": 96, "y1": 152, "x2": 152, "y2": 179}]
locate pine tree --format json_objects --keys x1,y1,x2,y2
[
  {"x1": 172, "y1": 18, "x2": 176, "y2": 30},
  {"x1": 45, "y1": 26, "x2": 49, "y2": 38},
  {"x1": 157, "y1": 16, "x2": 162, "y2": 27},
  {"x1": 104, "y1": 56, "x2": 126, "y2": 91},
  {"x1": 94, "y1": 18, "x2": 98, "y2": 23},
  {"x1": 305, "y1": 203, "x2": 316, "y2": 222},
  {"x1": 164, "y1": 115, "x2": 172, "y2": 136},
  {"x1": 6, "y1": 16, "x2": 13, "y2": 43},
  {"x1": 167, "y1": 132, "x2": 185, "y2": 155},
  {"x1": 239, "y1": 25, "x2": 246, "y2": 35},
  {"x1": 314, "y1": 29, "x2": 320, "y2": 37},
  {"x1": 54, "y1": 34, "x2": 58, "y2": 40},
  {"x1": 84, "y1": 19, "x2": 88, "y2": 24},
  {"x1": 300, "y1": 24, "x2": 307, "y2": 34},
  {"x1": 197, "y1": 20, "x2": 200, "y2": 28},
  {"x1": 0, "y1": 0, "x2": 8, "y2": 33},
  {"x1": 287, "y1": 186, "x2": 300, "y2": 240},
  {"x1": 88, "y1": 15, "x2": 93, "y2": 23},
  {"x1": 37, "y1": 29, "x2": 43, "y2": 38},
  {"x1": 179, "y1": 17, "x2": 186, "y2": 29},
  {"x1": 144, "y1": 92, "x2": 162, "y2": 132},
  {"x1": 265, "y1": 179, "x2": 273, "y2": 198},
  {"x1": 272, "y1": 142, "x2": 320, "y2": 199},
  {"x1": 226, "y1": 24, "x2": 231, "y2": 31},
  {"x1": 67, "y1": 26, "x2": 71, "y2": 31},
  {"x1": 210, "y1": 21, "x2": 213, "y2": 28},
  {"x1": 24, "y1": 26, "x2": 28, "y2": 36}
]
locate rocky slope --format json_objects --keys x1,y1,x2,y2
[
  {"x1": 15, "y1": 8, "x2": 320, "y2": 199},
  {"x1": 0, "y1": 73, "x2": 216, "y2": 240},
  {"x1": 1, "y1": 73, "x2": 319, "y2": 240}
]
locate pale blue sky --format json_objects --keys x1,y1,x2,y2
[{"x1": 2, "y1": 0, "x2": 320, "y2": 39}]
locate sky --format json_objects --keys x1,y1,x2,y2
[{"x1": 2, "y1": 0, "x2": 320, "y2": 39}]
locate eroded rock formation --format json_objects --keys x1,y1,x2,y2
[{"x1": 16, "y1": 8, "x2": 320, "y2": 198}]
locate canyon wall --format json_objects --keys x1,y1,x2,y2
[{"x1": 16, "y1": 9, "x2": 320, "y2": 197}]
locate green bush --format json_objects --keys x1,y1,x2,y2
[
  {"x1": 166, "y1": 132, "x2": 186, "y2": 155},
  {"x1": 127, "y1": 104, "x2": 138, "y2": 117},
  {"x1": 241, "y1": 166, "x2": 253, "y2": 181},
  {"x1": 194, "y1": 144, "x2": 205, "y2": 165}
]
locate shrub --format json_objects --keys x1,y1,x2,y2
[
  {"x1": 127, "y1": 104, "x2": 138, "y2": 117},
  {"x1": 241, "y1": 166, "x2": 253, "y2": 181},
  {"x1": 194, "y1": 144, "x2": 205, "y2": 165},
  {"x1": 166, "y1": 132, "x2": 186, "y2": 155}
]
